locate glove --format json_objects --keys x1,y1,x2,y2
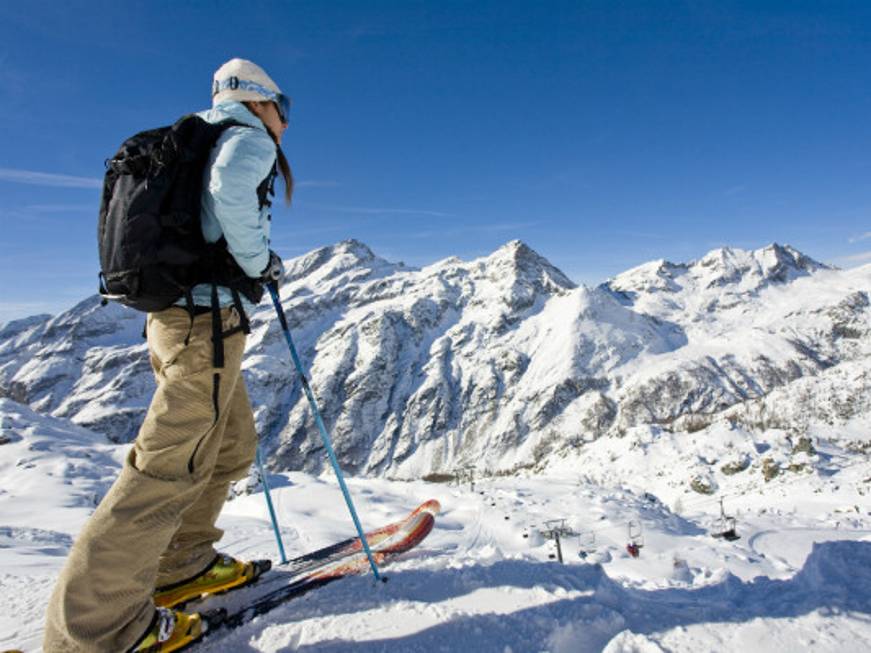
[{"x1": 260, "y1": 250, "x2": 284, "y2": 286}]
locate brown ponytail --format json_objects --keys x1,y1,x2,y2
[
  {"x1": 242, "y1": 100, "x2": 294, "y2": 205},
  {"x1": 275, "y1": 145, "x2": 293, "y2": 205}
]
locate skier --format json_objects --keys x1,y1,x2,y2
[{"x1": 43, "y1": 58, "x2": 293, "y2": 653}]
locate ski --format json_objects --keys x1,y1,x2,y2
[{"x1": 191, "y1": 499, "x2": 440, "y2": 644}]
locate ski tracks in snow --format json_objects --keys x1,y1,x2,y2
[{"x1": 748, "y1": 526, "x2": 871, "y2": 573}]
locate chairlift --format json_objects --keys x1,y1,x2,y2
[
  {"x1": 577, "y1": 530, "x2": 596, "y2": 560},
  {"x1": 626, "y1": 520, "x2": 644, "y2": 558},
  {"x1": 712, "y1": 497, "x2": 741, "y2": 541}
]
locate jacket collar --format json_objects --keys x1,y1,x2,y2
[{"x1": 203, "y1": 101, "x2": 267, "y2": 131}]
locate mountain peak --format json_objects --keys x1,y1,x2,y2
[
  {"x1": 283, "y1": 239, "x2": 388, "y2": 284},
  {"x1": 501, "y1": 239, "x2": 533, "y2": 255},
  {"x1": 697, "y1": 242, "x2": 828, "y2": 286},
  {"x1": 607, "y1": 242, "x2": 830, "y2": 310},
  {"x1": 333, "y1": 239, "x2": 375, "y2": 261},
  {"x1": 0, "y1": 313, "x2": 51, "y2": 340},
  {"x1": 486, "y1": 239, "x2": 538, "y2": 264},
  {"x1": 486, "y1": 240, "x2": 577, "y2": 292},
  {"x1": 760, "y1": 242, "x2": 827, "y2": 272}
]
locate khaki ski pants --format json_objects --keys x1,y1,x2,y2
[{"x1": 44, "y1": 306, "x2": 258, "y2": 652}]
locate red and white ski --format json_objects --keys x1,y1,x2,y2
[{"x1": 196, "y1": 499, "x2": 440, "y2": 638}]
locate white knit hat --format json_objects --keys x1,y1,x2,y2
[{"x1": 212, "y1": 58, "x2": 283, "y2": 106}]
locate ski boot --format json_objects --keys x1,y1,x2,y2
[
  {"x1": 153, "y1": 554, "x2": 271, "y2": 609},
  {"x1": 129, "y1": 607, "x2": 203, "y2": 653}
]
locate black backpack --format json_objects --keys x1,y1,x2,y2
[{"x1": 97, "y1": 114, "x2": 274, "y2": 313}]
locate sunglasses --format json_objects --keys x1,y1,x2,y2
[
  {"x1": 213, "y1": 77, "x2": 291, "y2": 124},
  {"x1": 273, "y1": 93, "x2": 291, "y2": 125}
]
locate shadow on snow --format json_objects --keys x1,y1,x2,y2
[{"x1": 216, "y1": 540, "x2": 870, "y2": 653}]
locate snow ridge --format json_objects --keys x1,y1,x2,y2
[{"x1": 0, "y1": 240, "x2": 868, "y2": 479}]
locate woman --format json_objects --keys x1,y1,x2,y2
[{"x1": 44, "y1": 58, "x2": 292, "y2": 653}]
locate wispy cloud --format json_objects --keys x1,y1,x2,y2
[
  {"x1": 848, "y1": 231, "x2": 871, "y2": 244},
  {"x1": 25, "y1": 203, "x2": 95, "y2": 213},
  {"x1": 407, "y1": 220, "x2": 542, "y2": 239},
  {"x1": 837, "y1": 250, "x2": 871, "y2": 264},
  {"x1": 0, "y1": 168, "x2": 335, "y2": 192},
  {"x1": 0, "y1": 168, "x2": 102, "y2": 189},
  {"x1": 296, "y1": 180, "x2": 340, "y2": 189},
  {"x1": 723, "y1": 184, "x2": 747, "y2": 197},
  {"x1": 612, "y1": 229, "x2": 672, "y2": 241},
  {"x1": 0, "y1": 301, "x2": 57, "y2": 325},
  {"x1": 301, "y1": 202, "x2": 450, "y2": 218},
  {"x1": 530, "y1": 168, "x2": 590, "y2": 191}
]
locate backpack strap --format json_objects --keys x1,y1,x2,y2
[
  {"x1": 208, "y1": 284, "x2": 253, "y2": 369},
  {"x1": 210, "y1": 283, "x2": 225, "y2": 369},
  {"x1": 256, "y1": 161, "x2": 278, "y2": 211},
  {"x1": 182, "y1": 289, "x2": 196, "y2": 346}
]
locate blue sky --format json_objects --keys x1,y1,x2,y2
[{"x1": 1, "y1": 1, "x2": 870, "y2": 323}]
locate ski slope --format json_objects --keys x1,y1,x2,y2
[{"x1": 0, "y1": 398, "x2": 868, "y2": 652}]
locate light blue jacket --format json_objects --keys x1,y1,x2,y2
[{"x1": 175, "y1": 101, "x2": 276, "y2": 312}]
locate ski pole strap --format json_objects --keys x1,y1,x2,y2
[
  {"x1": 267, "y1": 283, "x2": 384, "y2": 582},
  {"x1": 228, "y1": 287, "x2": 251, "y2": 336}
]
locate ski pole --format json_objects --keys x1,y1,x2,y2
[
  {"x1": 267, "y1": 282, "x2": 385, "y2": 583},
  {"x1": 255, "y1": 444, "x2": 288, "y2": 564}
]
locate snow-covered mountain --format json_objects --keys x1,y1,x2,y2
[
  {"x1": 1, "y1": 241, "x2": 869, "y2": 652},
  {"x1": 1, "y1": 240, "x2": 868, "y2": 479}
]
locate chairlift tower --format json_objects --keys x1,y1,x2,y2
[
  {"x1": 453, "y1": 466, "x2": 476, "y2": 492},
  {"x1": 541, "y1": 518, "x2": 578, "y2": 564}
]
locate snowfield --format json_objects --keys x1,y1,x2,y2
[
  {"x1": 0, "y1": 398, "x2": 867, "y2": 652},
  {"x1": 0, "y1": 241, "x2": 868, "y2": 651}
]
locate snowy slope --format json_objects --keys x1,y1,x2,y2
[{"x1": 0, "y1": 398, "x2": 867, "y2": 652}]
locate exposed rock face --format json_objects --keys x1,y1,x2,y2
[
  {"x1": 0, "y1": 239, "x2": 868, "y2": 477},
  {"x1": 0, "y1": 297, "x2": 148, "y2": 440}
]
